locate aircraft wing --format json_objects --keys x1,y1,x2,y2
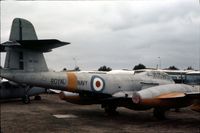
[
  {"x1": 49, "y1": 89, "x2": 62, "y2": 94},
  {"x1": 112, "y1": 91, "x2": 133, "y2": 98},
  {"x1": 111, "y1": 84, "x2": 200, "y2": 110},
  {"x1": 156, "y1": 92, "x2": 200, "y2": 99},
  {"x1": 112, "y1": 90, "x2": 200, "y2": 101}
]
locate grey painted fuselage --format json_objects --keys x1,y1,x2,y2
[{"x1": 0, "y1": 70, "x2": 174, "y2": 96}]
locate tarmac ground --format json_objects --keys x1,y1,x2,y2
[{"x1": 1, "y1": 94, "x2": 200, "y2": 133}]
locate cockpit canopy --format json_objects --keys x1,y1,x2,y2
[
  {"x1": 136, "y1": 70, "x2": 173, "y2": 82},
  {"x1": 146, "y1": 71, "x2": 172, "y2": 80}
]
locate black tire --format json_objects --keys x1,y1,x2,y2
[
  {"x1": 22, "y1": 95, "x2": 30, "y2": 104},
  {"x1": 34, "y1": 95, "x2": 41, "y2": 100},
  {"x1": 104, "y1": 104, "x2": 118, "y2": 115},
  {"x1": 153, "y1": 108, "x2": 166, "y2": 120}
]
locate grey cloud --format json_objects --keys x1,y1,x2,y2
[{"x1": 1, "y1": 1, "x2": 200, "y2": 70}]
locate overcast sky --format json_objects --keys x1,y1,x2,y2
[{"x1": 1, "y1": 1, "x2": 200, "y2": 71}]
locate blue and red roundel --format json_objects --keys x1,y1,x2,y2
[{"x1": 91, "y1": 75, "x2": 105, "y2": 92}]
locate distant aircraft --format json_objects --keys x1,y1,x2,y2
[
  {"x1": 0, "y1": 18, "x2": 48, "y2": 103},
  {"x1": 0, "y1": 78, "x2": 46, "y2": 103},
  {"x1": 0, "y1": 18, "x2": 199, "y2": 119}
]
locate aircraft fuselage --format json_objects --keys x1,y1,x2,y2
[{"x1": 1, "y1": 70, "x2": 174, "y2": 95}]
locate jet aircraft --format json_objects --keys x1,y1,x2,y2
[{"x1": 0, "y1": 18, "x2": 199, "y2": 119}]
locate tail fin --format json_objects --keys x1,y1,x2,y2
[
  {"x1": 9, "y1": 18, "x2": 38, "y2": 41},
  {"x1": 1, "y1": 18, "x2": 69, "y2": 72}
]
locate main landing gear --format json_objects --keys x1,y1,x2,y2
[
  {"x1": 153, "y1": 108, "x2": 167, "y2": 120},
  {"x1": 34, "y1": 95, "x2": 41, "y2": 100},
  {"x1": 22, "y1": 95, "x2": 30, "y2": 104},
  {"x1": 21, "y1": 86, "x2": 42, "y2": 103},
  {"x1": 102, "y1": 104, "x2": 118, "y2": 115},
  {"x1": 22, "y1": 86, "x2": 31, "y2": 104},
  {"x1": 22, "y1": 95, "x2": 41, "y2": 104}
]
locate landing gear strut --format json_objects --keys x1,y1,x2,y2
[
  {"x1": 22, "y1": 86, "x2": 32, "y2": 104},
  {"x1": 102, "y1": 104, "x2": 118, "y2": 115},
  {"x1": 22, "y1": 95, "x2": 30, "y2": 104},
  {"x1": 34, "y1": 95, "x2": 41, "y2": 100},
  {"x1": 153, "y1": 108, "x2": 166, "y2": 120}
]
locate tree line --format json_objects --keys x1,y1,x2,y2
[
  {"x1": 62, "y1": 64, "x2": 195, "y2": 72},
  {"x1": 97, "y1": 64, "x2": 194, "y2": 71}
]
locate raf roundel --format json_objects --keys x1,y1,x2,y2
[{"x1": 91, "y1": 76, "x2": 105, "y2": 92}]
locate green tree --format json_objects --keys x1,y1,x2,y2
[
  {"x1": 74, "y1": 66, "x2": 80, "y2": 71},
  {"x1": 168, "y1": 66, "x2": 179, "y2": 70},
  {"x1": 133, "y1": 63, "x2": 146, "y2": 70},
  {"x1": 186, "y1": 66, "x2": 193, "y2": 70},
  {"x1": 98, "y1": 65, "x2": 112, "y2": 71}
]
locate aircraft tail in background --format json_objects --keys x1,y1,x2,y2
[{"x1": 1, "y1": 18, "x2": 69, "y2": 72}]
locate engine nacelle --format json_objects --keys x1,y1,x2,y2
[{"x1": 132, "y1": 84, "x2": 196, "y2": 108}]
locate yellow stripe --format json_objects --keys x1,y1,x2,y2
[{"x1": 66, "y1": 72, "x2": 77, "y2": 92}]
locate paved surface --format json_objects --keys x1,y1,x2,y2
[{"x1": 1, "y1": 94, "x2": 200, "y2": 133}]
